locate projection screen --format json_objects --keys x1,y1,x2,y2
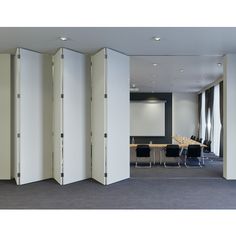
[{"x1": 130, "y1": 101, "x2": 165, "y2": 136}]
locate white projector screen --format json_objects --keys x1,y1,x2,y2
[{"x1": 130, "y1": 101, "x2": 165, "y2": 136}]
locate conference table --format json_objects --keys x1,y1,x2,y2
[{"x1": 130, "y1": 136, "x2": 207, "y2": 165}]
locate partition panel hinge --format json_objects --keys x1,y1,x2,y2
[
  {"x1": 104, "y1": 173, "x2": 107, "y2": 178},
  {"x1": 61, "y1": 94, "x2": 64, "y2": 99},
  {"x1": 17, "y1": 94, "x2": 20, "y2": 98},
  {"x1": 61, "y1": 54, "x2": 64, "y2": 59},
  {"x1": 17, "y1": 54, "x2": 20, "y2": 59},
  {"x1": 104, "y1": 94, "x2": 107, "y2": 98},
  {"x1": 61, "y1": 133, "x2": 64, "y2": 138},
  {"x1": 17, "y1": 133, "x2": 20, "y2": 138},
  {"x1": 105, "y1": 54, "x2": 108, "y2": 59},
  {"x1": 104, "y1": 133, "x2": 107, "y2": 138},
  {"x1": 90, "y1": 62, "x2": 92, "y2": 66},
  {"x1": 61, "y1": 173, "x2": 64, "y2": 178},
  {"x1": 17, "y1": 173, "x2": 20, "y2": 178}
]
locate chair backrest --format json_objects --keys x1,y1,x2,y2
[
  {"x1": 207, "y1": 140, "x2": 211, "y2": 151},
  {"x1": 199, "y1": 138, "x2": 203, "y2": 143},
  {"x1": 191, "y1": 135, "x2": 196, "y2": 140},
  {"x1": 136, "y1": 145, "x2": 150, "y2": 157},
  {"x1": 187, "y1": 144, "x2": 201, "y2": 157},
  {"x1": 165, "y1": 144, "x2": 180, "y2": 157},
  {"x1": 203, "y1": 140, "x2": 208, "y2": 145}
]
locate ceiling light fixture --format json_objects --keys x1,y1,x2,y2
[
  {"x1": 130, "y1": 87, "x2": 140, "y2": 92},
  {"x1": 180, "y1": 69, "x2": 184, "y2": 73},
  {"x1": 153, "y1": 63, "x2": 157, "y2": 66},
  {"x1": 59, "y1": 36, "x2": 68, "y2": 41},
  {"x1": 217, "y1": 63, "x2": 222, "y2": 67},
  {"x1": 131, "y1": 83, "x2": 136, "y2": 88},
  {"x1": 153, "y1": 36, "x2": 161, "y2": 41}
]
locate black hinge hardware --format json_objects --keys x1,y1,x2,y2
[
  {"x1": 104, "y1": 94, "x2": 107, "y2": 98},
  {"x1": 104, "y1": 133, "x2": 107, "y2": 138},
  {"x1": 104, "y1": 173, "x2": 107, "y2": 177},
  {"x1": 17, "y1": 133, "x2": 20, "y2": 138},
  {"x1": 17, "y1": 94, "x2": 20, "y2": 98},
  {"x1": 61, "y1": 54, "x2": 64, "y2": 59},
  {"x1": 61, "y1": 94, "x2": 64, "y2": 99},
  {"x1": 17, "y1": 54, "x2": 20, "y2": 59},
  {"x1": 105, "y1": 54, "x2": 107, "y2": 59},
  {"x1": 17, "y1": 173, "x2": 20, "y2": 178},
  {"x1": 61, "y1": 133, "x2": 64, "y2": 138},
  {"x1": 61, "y1": 173, "x2": 64, "y2": 177}
]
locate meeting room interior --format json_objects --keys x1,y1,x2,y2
[
  {"x1": 129, "y1": 56, "x2": 223, "y2": 179},
  {"x1": 0, "y1": 27, "x2": 236, "y2": 209}
]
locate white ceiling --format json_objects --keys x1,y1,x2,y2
[
  {"x1": 131, "y1": 56, "x2": 223, "y2": 92},
  {"x1": 0, "y1": 27, "x2": 230, "y2": 92}
]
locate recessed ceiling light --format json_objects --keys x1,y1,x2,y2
[
  {"x1": 131, "y1": 83, "x2": 136, "y2": 88},
  {"x1": 130, "y1": 87, "x2": 139, "y2": 92},
  {"x1": 180, "y1": 69, "x2": 184, "y2": 73},
  {"x1": 153, "y1": 63, "x2": 158, "y2": 66},
  {"x1": 59, "y1": 37, "x2": 68, "y2": 41},
  {"x1": 153, "y1": 36, "x2": 161, "y2": 41},
  {"x1": 217, "y1": 63, "x2": 222, "y2": 67}
]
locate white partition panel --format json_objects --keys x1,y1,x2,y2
[
  {"x1": 91, "y1": 49, "x2": 106, "y2": 185},
  {"x1": 91, "y1": 48, "x2": 130, "y2": 185},
  {"x1": 14, "y1": 48, "x2": 53, "y2": 185},
  {"x1": 106, "y1": 48, "x2": 130, "y2": 185},
  {"x1": 53, "y1": 48, "x2": 91, "y2": 185},
  {"x1": 63, "y1": 49, "x2": 91, "y2": 184},
  {"x1": 52, "y1": 49, "x2": 63, "y2": 184},
  {"x1": 0, "y1": 54, "x2": 11, "y2": 179}
]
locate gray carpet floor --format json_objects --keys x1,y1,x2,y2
[
  {"x1": 1, "y1": 154, "x2": 234, "y2": 209},
  {"x1": 1, "y1": 178, "x2": 236, "y2": 209},
  {"x1": 131, "y1": 154, "x2": 223, "y2": 179}
]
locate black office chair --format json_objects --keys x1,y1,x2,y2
[
  {"x1": 198, "y1": 138, "x2": 203, "y2": 143},
  {"x1": 190, "y1": 135, "x2": 196, "y2": 140},
  {"x1": 185, "y1": 144, "x2": 202, "y2": 168},
  {"x1": 203, "y1": 140, "x2": 211, "y2": 153},
  {"x1": 135, "y1": 145, "x2": 151, "y2": 168},
  {"x1": 164, "y1": 144, "x2": 181, "y2": 168}
]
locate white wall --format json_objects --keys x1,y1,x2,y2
[
  {"x1": 0, "y1": 54, "x2": 11, "y2": 179},
  {"x1": 172, "y1": 93, "x2": 198, "y2": 138}
]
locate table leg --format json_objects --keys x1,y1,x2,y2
[
  {"x1": 153, "y1": 148, "x2": 156, "y2": 165},
  {"x1": 201, "y1": 147, "x2": 204, "y2": 166},
  {"x1": 159, "y1": 148, "x2": 163, "y2": 165}
]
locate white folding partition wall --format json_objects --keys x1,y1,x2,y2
[
  {"x1": 53, "y1": 48, "x2": 91, "y2": 185},
  {"x1": 91, "y1": 48, "x2": 130, "y2": 185},
  {"x1": 0, "y1": 54, "x2": 11, "y2": 179},
  {"x1": 14, "y1": 48, "x2": 53, "y2": 185}
]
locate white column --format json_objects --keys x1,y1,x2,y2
[{"x1": 223, "y1": 54, "x2": 236, "y2": 179}]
